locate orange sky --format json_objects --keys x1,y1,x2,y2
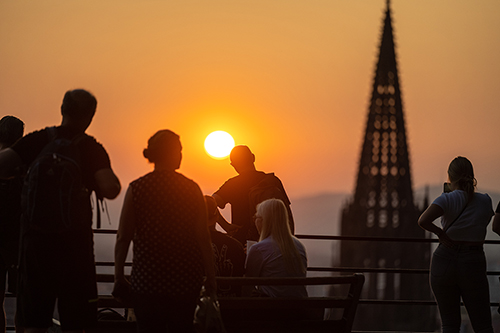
[{"x1": 1, "y1": 0, "x2": 500, "y2": 222}]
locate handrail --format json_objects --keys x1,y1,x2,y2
[
  {"x1": 93, "y1": 230, "x2": 500, "y2": 276},
  {"x1": 21, "y1": 230, "x2": 493, "y2": 332}
]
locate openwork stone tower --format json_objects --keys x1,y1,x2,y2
[{"x1": 339, "y1": 1, "x2": 434, "y2": 330}]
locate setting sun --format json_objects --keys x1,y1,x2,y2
[{"x1": 204, "y1": 131, "x2": 235, "y2": 159}]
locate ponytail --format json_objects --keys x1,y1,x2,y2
[{"x1": 448, "y1": 156, "x2": 476, "y2": 203}]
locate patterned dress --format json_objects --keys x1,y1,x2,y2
[{"x1": 130, "y1": 170, "x2": 205, "y2": 297}]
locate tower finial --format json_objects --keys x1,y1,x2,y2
[{"x1": 386, "y1": 0, "x2": 390, "y2": 10}]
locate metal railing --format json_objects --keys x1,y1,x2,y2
[
  {"x1": 6, "y1": 230, "x2": 500, "y2": 332},
  {"x1": 294, "y1": 234, "x2": 500, "y2": 307},
  {"x1": 92, "y1": 230, "x2": 500, "y2": 307}
]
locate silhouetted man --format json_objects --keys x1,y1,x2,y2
[
  {"x1": 0, "y1": 89, "x2": 121, "y2": 333},
  {"x1": 213, "y1": 145, "x2": 294, "y2": 243},
  {"x1": 0, "y1": 115, "x2": 24, "y2": 333}
]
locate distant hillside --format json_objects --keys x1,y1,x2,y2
[
  {"x1": 291, "y1": 192, "x2": 349, "y2": 236},
  {"x1": 94, "y1": 185, "x2": 500, "y2": 273}
]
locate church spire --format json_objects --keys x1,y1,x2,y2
[
  {"x1": 350, "y1": 0, "x2": 414, "y2": 224},
  {"x1": 338, "y1": 2, "x2": 433, "y2": 330}
]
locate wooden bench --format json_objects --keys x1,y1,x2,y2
[
  {"x1": 96, "y1": 274, "x2": 364, "y2": 333},
  {"x1": 215, "y1": 275, "x2": 364, "y2": 333}
]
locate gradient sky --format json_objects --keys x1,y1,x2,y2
[{"x1": 1, "y1": 0, "x2": 499, "y2": 213}]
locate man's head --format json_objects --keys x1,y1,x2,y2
[
  {"x1": 143, "y1": 129, "x2": 182, "y2": 170},
  {"x1": 230, "y1": 145, "x2": 255, "y2": 174},
  {"x1": 0, "y1": 115, "x2": 24, "y2": 149},
  {"x1": 60, "y1": 89, "x2": 97, "y2": 131}
]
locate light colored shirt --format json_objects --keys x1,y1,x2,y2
[
  {"x1": 245, "y1": 235, "x2": 308, "y2": 297},
  {"x1": 433, "y1": 190, "x2": 494, "y2": 242}
]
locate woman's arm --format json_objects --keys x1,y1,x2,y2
[
  {"x1": 193, "y1": 189, "x2": 217, "y2": 297},
  {"x1": 245, "y1": 247, "x2": 263, "y2": 277},
  {"x1": 418, "y1": 203, "x2": 454, "y2": 247},
  {"x1": 493, "y1": 213, "x2": 500, "y2": 236},
  {"x1": 492, "y1": 202, "x2": 500, "y2": 236},
  {"x1": 113, "y1": 186, "x2": 136, "y2": 300}
]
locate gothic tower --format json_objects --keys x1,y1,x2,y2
[{"x1": 339, "y1": 1, "x2": 434, "y2": 331}]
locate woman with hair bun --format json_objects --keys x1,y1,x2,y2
[
  {"x1": 246, "y1": 198, "x2": 307, "y2": 298},
  {"x1": 114, "y1": 130, "x2": 216, "y2": 333},
  {"x1": 418, "y1": 156, "x2": 494, "y2": 333}
]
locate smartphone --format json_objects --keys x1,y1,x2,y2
[{"x1": 443, "y1": 182, "x2": 452, "y2": 193}]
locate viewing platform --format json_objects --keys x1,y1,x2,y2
[{"x1": 5, "y1": 231, "x2": 500, "y2": 332}]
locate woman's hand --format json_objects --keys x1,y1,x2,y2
[
  {"x1": 436, "y1": 230, "x2": 455, "y2": 248},
  {"x1": 112, "y1": 277, "x2": 132, "y2": 304},
  {"x1": 204, "y1": 276, "x2": 218, "y2": 300}
]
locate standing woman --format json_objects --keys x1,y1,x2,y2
[
  {"x1": 246, "y1": 198, "x2": 307, "y2": 298},
  {"x1": 113, "y1": 130, "x2": 216, "y2": 333},
  {"x1": 418, "y1": 156, "x2": 494, "y2": 333}
]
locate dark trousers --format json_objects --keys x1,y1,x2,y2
[
  {"x1": 430, "y1": 244, "x2": 493, "y2": 333},
  {"x1": 133, "y1": 293, "x2": 198, "y2": 333}
]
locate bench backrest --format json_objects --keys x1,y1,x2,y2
[{"x1": 96, "y1": 274, "x2": 365, "y2": 333}]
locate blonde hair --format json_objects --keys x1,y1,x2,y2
[{"x1": 256, "y1": 199, "x2": 305, "y2": 274}]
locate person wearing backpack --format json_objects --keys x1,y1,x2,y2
[
  {"x1": 213, "y1": 145, "x2": 294, "y2": 244},
  {"x1": 0, "y1": 89, "x2": 121, "y2": 333},
  {"x1": 0, "y1": 115, "x2": 24, "y2": 333}
]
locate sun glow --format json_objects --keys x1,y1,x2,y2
[{"x1": 204, "y1": 131, "x2": 235, "y2": 159}]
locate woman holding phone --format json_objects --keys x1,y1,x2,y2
[{"x1": 418, "y1": 156, "x2": 494, "y2": 333}]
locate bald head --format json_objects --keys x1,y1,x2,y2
[{"x1": 229, "y1": 145, "x2": 256, "y2": 174}]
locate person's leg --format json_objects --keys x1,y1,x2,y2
[
  {"x1": 165, "y1": 295, "x2": 198, "y2": 333},
  {"x1": 57, "y1": 248, "x2": 97, "y2": 333},
  {"x1": 16, "y1": 237, "x2": 59, "y2": 331},
  {"x1": 133, "y1": 294, "x2": 168, "y2": 333},
  {"x1": 458, "y1": 249, "x2": 493, "y2": 333},
  {"x1": 0, "y1": 292, "x2": 5, "y2": 333},
  {"x1": 430, "y1": 245, "x2": 461, "y2": 333},
  {"x1": 0, "y1": 256, "x2": 8, "y2": 333}
]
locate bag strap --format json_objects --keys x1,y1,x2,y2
[
  {"x1": 46, "y1": 126, "x2": 86, "y2": 145},
  {"x1": 443, "y1": 194, "x2": 468, "y2": 233},
  {"x1": 47, "y1": 126, "x2": 58, "y2": 141}
]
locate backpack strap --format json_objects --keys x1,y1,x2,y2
[
  {"x1": 443, "y1": 193, "x2": 468, "y2": 233},
  {"x1": 46, "y1": 126, "x2": 102, "y2": 228},
  {"x1": 46, "y1": 126, "x2": 58, "y2": 142},
  {"x1": 45, "y1": 126, "x2": 86, "y2": 145}
]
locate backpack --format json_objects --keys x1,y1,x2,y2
[
  {"x1": 21, "y1": 127, "x2": 89, "y2": 234},
  {"x1": 248, "y1": 173, "x2": 287, "y2": 209},
  {"x1": 248, "y1": 173, "x2": 295, "y2": 234}
]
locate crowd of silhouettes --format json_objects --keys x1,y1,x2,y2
[
  {"x1": 2, "y1": 89, "x2": 500, "y2": 333},
  {"x1": 0, "y1": 88, "x2": 304, "y2": 333}
]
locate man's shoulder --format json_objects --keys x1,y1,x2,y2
[
  {"x1": 11, "y1": 128, "x2": 50, "y2": 164},
  {"x1": 14, "y1": 128, "x2": 48, "y2": 147},
  {"x1": 79, "y1": 133, "x2": 106, "y2": 151}
]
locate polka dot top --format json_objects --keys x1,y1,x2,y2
[{"x1": 130, "y1": 170, "x2": 205, "y2": 296}]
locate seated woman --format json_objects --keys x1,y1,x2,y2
[{"x1": 245, "y1": 198, "x2": 308, "y2": 298}]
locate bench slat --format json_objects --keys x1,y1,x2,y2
[{"x1": 219, "y1": 297, "x2": 352, "y2": 309}]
